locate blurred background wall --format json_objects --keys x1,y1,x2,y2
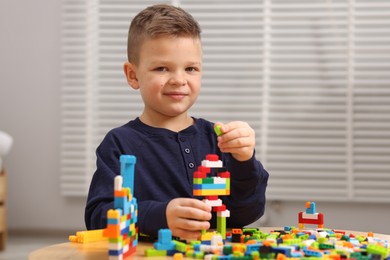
[{"x1": 0, "y1": 0, "x2": 85, "y2": 233}]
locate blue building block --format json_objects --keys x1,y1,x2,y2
[
  {"x1": 193, "y1": 184, "x2": 227, "y2": 190},
  {"x1": 303, "y1": 247, "x2": 323, "y2": 257},
  {"x1": 273, "y1": 246, "x2": 292, "y2": 257},
  {"x1": 154, "y1": 229, "x2": 176, "y2": 251},
  {"x1": 245, "y1": 243, "x2": 261, "y2": 254},
  {"x1": 306, "y1": 201, "x2": 317, "y2": 214},
  {"x1": 120, "y1": 155, "x2": 136, "y2": 193}
]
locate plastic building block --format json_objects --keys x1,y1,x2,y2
[
  {"x1": 173, "y1": 240, "x2": 187, "y2": 252},
  {"x1": 303, "y1": 247, "x2": 323, "y2": 257},
  {"x1": 103, "y1": 155, "x2": 138, "y2": 259},
  {"x1": 193, "y1": 154, "x2": 230, "y2": 239},
  {"x1": 69, "y1": 229, "x2": 107, "y2": 243},
  {"x1": 193, "y1": 163, "x2": 230, "y2": 197},
  {"x1": 206, "y1": 154, "x2": 219, "y2": 161},
  {"x1": 120, "y1": 155, "x2": 136, "y2": 197},
  {"x1": 217, "y1": 216, "x2": 227, "y2": 239},
  {"x1": 298, "y1": 201, "x2": 324, "y2": 229},
  {"x1": 305, "y1": 201, "x2": 316, "y2": 214},
  {"x1": 145, "y1": 248, "x2": 167, "y2": 257},
  {"x1": 217, "y1": 209, "x2": 230, "y2": 218},
  {"x1": 173, "y1": 252, "x2": 184, "y2": 260},
  {"x1": 154, "y1": 229, "x2": 176, "y2": 250},
  {"x1": 145, "y1": 228, "x2": 186, "y2": 256},
  {"x1": 200, "y1": 231, "x2": 218, "y2": 243},
  {"x1": 367, "y1": 244, "x2": 389, "y2": 259},
  {"x1": 201, "y1": 159, "x2": 223, "y2": 168},
  {"x1": 203, "y1": 198, "x2": 222, "y2": 207},
  {"x1": 214, "y1": 125, "x2": 223, "y2": 136}
]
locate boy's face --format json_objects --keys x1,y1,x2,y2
[{"x1": 125, "y1": 36, "x2": 202, "y2": 122}]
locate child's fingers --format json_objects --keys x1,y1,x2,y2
[
  {"x1": 167, "y1": 198, "x2": 211, "y2": 221},
  {"x1": 219, "y1": 136, "x2": 252, "y2": 150},
  {"x1": 179, "y1": 206, "x2": 212, "y2": 222},
  {"x1": 171, "y1": 227, "x2": 205, "y2": 241},
  {"x1": 215, "y1": 121, "x2": 251, "y2": 140},
  {"x1": 166, "y1": 198, "x2": 212, "y2": 240},
  {"x1": 215, "y1": 121, "x2": 255, "y2": 161},
  {"x1": 223, "y1": 121, "x2": 251, "y2": 133},
  {"x1": 180, "y1": 198, "x2": 212, "y2": 213},
  {"x1": 218, "y1": 125, "x2": 253, "y2": 146}
]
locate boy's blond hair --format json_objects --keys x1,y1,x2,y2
[{"x1": 127, "y1": 4, "x2": 202, "y2": 65}]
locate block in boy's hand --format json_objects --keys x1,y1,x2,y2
[{"x1": 214, "y1": 124, "x2": 223, "y2": 136}]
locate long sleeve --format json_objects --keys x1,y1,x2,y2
[
  {"x1": 85, "y1": 136, "x2": 122, "y2": 230},
  {"x1": 222, "y1": 152, "x2": 269, "y2": 228},
  {"x1": 85, "y1": 128, "x2": 173, "y2": 234}
]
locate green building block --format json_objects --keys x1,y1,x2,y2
[
  {"x1": 145, "y1": 248, "x2": 167, "y2": 257},
  {"x1": 214, "y1": 125, "x2": 223, "y2": 136},
  {"x1": 173, "y1": 240, "x2": 187, "y2": 252},
  {"x1": 367, "y1": 244, "x2": 388, "y2": 259},
  {"x1": 217, "y1": 216, "x2": 227, "y2": 239}
]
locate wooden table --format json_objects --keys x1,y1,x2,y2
[
  {"x1": 29, "y1": 240, "x2": 153, "y2": 260},
  {"x1": 29, "y1": 228, "x2": 390, "y2": 260}
]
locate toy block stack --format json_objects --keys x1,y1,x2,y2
[
  {"x1": 145, "y1": 228, "x2": 188, "y2": 257},
  {"x1": 193, "y1": 154, "x2": 230, "y2": 239},
  {"x1": 298, "y1": 201, "x2": 324, "y2": 229},
  {"x1": 103, "y1": 155, "x2": 138, "y2": 259}
]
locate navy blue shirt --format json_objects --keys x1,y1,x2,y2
[{"x1": 85, "y1": 117, "x2": 268, "y2": 236}]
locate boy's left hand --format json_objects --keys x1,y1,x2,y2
[{"x1": 215, "y1": 121, "x2": 255, "y2": 162}]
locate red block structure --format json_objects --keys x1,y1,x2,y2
[{"x1": 298, "y1": 201, "x2": 324, "y2": 229}]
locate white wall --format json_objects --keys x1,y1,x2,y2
[
  {"x1": 0, "y1": 0, "x2": 389, "y2": 235},
  {"x1": 0, "y1": 0, "x2": 85, "y2": 233}
]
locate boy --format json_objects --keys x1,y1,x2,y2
[{"x1": 85, "y1": 4, "x2": 269, "y2": 241}]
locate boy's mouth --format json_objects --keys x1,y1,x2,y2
[{"x1": 164, "y1": 92, "x2": 188, "y2": 100}]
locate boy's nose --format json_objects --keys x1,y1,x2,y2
[{"x1": 169, "y1": 73, "x2": 187, "y2": 86}]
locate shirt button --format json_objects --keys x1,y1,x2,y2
[
  {"x1": 180, "y1": 137, "x2": 186, "y2": 142},
  {"x1": 185, "y1": 148, "x2": 191, "y2": 154},
  {"x1": 188, "y1": 162, "x2": 195, "y2": 169}
]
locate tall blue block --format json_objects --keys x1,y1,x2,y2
[{"x1": 120, "y1": 155, "x2": 136, "y2": 194}]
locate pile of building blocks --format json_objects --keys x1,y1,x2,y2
[
  {"x1": 143, "y1": 201, "x2": 389, "y2": 259},
  {"x1": 103, "y1": 155, "x2": 138, "y2": 259},
  {"x1": 298, "y1": 201, "x2": 324, "y2": 229},
  {"x1": 145, "y1": 226, "x2": 389, "y2": 260},
  {"x1": 193, "y1": 153, "x2": 230, "y2": 239}
]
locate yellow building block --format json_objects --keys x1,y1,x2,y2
[
  {"x1": 193, "y1": 189, "x2": 230, "y2": 196},
  {"x1": 69, "y1": 229, "x2": 107, "y2": 243},
  {"x1": 107, "y1": 209, "x2": 121, "y2": 219}
]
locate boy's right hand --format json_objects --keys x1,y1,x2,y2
[{"x1": 166, "y1": 198, "x2": 212, "y2": 241}]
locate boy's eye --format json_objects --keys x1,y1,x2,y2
[
  {"x1": 186, "y1": 67, "x2": 198, "y2": 72},
  {"x1": 155, "y1": 67, "x2": 167, "y2": 72}
]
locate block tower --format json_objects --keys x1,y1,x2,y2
[
  {"x1": 298, "y1": 201, "x2": 324, "y2": 229},
  {"x1": 103, "y1": 155, "x2": 138, "y2": 259},
  {"x1": 193, "y1": 153, "x2": 230, "y2": 239}
]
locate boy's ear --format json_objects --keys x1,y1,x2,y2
[{"x1": 123, "y1": 62, "x2": 140, "y2": 89}]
